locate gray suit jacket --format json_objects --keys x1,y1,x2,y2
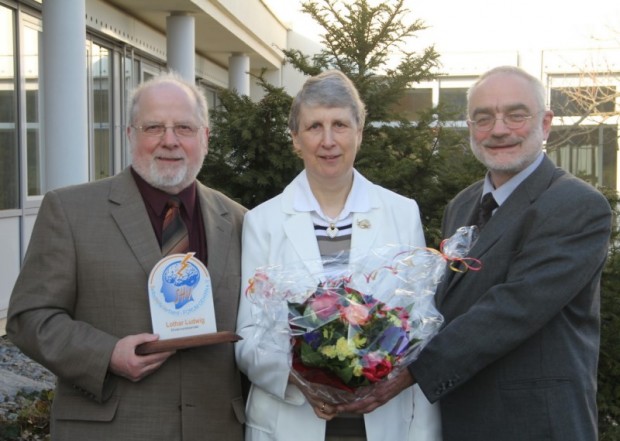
[
  {"x1": 409, "y1": 156, "x2": 612, "y2": 441},
  {"x1": 8, "y1": 167, "x2": 246, "y2": 441}
]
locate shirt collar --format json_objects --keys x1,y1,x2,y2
[
  {"x1": 293, "y1": 169, "x2": 371, "y2": 220},
  {"x1": 131, "y1": 166, "x2": 197, "y2": 217},
  {"x1": 482, "y1": 152, "x2": 544, "y2": 206}
]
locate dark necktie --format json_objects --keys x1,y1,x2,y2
[
  {"x1": 161, "y1": 197, "x2": 189, "y2": 255},
  {"x1": 476, "y1": 193, "x2": 498, "y2": 231}
]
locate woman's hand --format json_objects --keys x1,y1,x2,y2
[{"x1": 288, "y1": 372, "x2": 339, "y2": 420}]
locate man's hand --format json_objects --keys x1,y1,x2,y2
[
  {"x1": 336, "y1": 368, "x2": 415, "y2": 414},
  {"x1": 109, "y1": 333, "x2": 175, "y2": 382}
]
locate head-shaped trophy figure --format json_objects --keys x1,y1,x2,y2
[{"x1": 160, "y1": 259, "x2": 200, "y2": 309}]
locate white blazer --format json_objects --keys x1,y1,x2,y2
[{"x1": 236, "y1": 171, "x2": 442, "y2": 441}]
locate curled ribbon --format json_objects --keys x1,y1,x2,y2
[
  {"x1": 245, "y1": 278, "x2": 255, "y2": 298},
  {"x1": 364, "y1": 245, "x2": 482, "y2": 281},
  {"x1": 438, "y1": 239, "x2": 482, "y2": 273},
  {"x1": 245, "y1": 271, "x2": 270, "y2": 299}
]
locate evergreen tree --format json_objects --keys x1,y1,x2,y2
[
  {"x1": 283, "y1": 0, "x2": 485, "y2": 244},
  {"x1": 199, "y1": 76, "x2": 301, "y2": 208},
  {"x1": 284, "y1": 0, "x2": 439, "y2": 120},
  {"x1": 201, "y1": 1, "x2": 484, "y2": 240}
]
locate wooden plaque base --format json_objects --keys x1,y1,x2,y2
[{"x1": 135, "y1": 331, "x2": 242, "y2": 355}]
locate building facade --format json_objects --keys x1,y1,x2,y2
[
  {"x1": 0, "y1": 0, "x2": 317, "y2": 332},
  {"x1": 396, "y1": 49, "x2": 620, "y2": 192}
]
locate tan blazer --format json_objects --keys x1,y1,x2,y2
[{"x1": 8, "y1": 167, "x2": 247, "y2": 441}]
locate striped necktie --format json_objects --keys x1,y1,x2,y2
[
  {"x1": 476, "y1": 193, "x2": 498, "y2": 231},
  {"x1": 161, "y1": 197, "x2": 189, "y2": 255}
]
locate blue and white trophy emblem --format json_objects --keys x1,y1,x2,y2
[{"x1": 148, "y1": 252, "x2": 217, "y2": 339}]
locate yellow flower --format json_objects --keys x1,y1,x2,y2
[
  {"x1": 335, "y1": 337, "x2": 355, "y2": 360},
  {"x1": 322, "y1": 327, "x2": 333, "y2": 339},
  {"x1": 320, "y1": 345, "x2": 337, "y2": 359},
  {"x1": 351, "y1": 359, "x2": 363, "y2": 377},
  {"x1": 352, "y1": 332, "x2": 367, "y2": 348}
]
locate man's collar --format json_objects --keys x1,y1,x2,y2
[
  {"x1": 130, "y1": 166, "x2": 197, "y2": 216},
  {"x1": 483, "y1": 152, "x2": 544, "y2": 206}
]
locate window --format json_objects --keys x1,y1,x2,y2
[
  {"x1": 438, "y1": 88, "x2": 468, "y2": 120},
  {"x1": 23, "y1": 20, "x2": 43, "y2": 198},
  {"x1": 87, "y1": 40, "x2": 166, "y2": 178},
  {"x1": 547, "y1": 125, "x2": 617, "y2": 188},
  {"x1": 198, "y1": 81, "x2": 221, "y2": 118},
  {"x1": 550, "y1": 86, "x2": 616, "y2": 117},
  {"x1": 0, "y1": 6, "x2": 18, "y2": 210},
  {"x1": 392, "y1": 88, "x2": 433, "y2": 120},
  {"x1": 89, "y1": 42, "x2": 113, "y2": 180}
]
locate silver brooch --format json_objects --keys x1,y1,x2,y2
[{"x1": 357, "y1": 219, "x2": 371, "y2": 229}]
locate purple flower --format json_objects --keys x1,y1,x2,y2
[
  {"x1": 375, "y1": 325, "x2": 409, "y2": 356},
  {"x1": 303, "y1": 329, "x2": 322, "y2": 350}
]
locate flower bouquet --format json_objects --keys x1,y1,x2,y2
[{"x1": 245, "y1": 226, "x2": 479, "y2": 402}]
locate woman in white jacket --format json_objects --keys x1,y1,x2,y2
[{"x1": 235, "y1": 70, "x2": 441, "y2": 441}]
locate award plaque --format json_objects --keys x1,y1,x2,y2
[{"x1": 136, "y1": 252, "x2": 241, "y2": 355}]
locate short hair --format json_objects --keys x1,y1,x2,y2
[
  {"x1": 288, "y1": 70, "x2": 366, "y2": 133},
  {"x1": 467, "y1": 65, "x2": 547, "y2": 112},
  {"x1": 127, "y1": 71, "x2": 209, "y2": 128}
]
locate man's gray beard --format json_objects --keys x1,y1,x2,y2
[
  {"x1": 133, "y1": 159, "x2": 203, "y2": 193},
  {"x1": 470, "y1": 127, "x2": 544, "y2": 174}
]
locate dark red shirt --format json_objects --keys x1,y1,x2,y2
[{"x1": 131, "y1": 167, "x2": 208, "y2": 265}]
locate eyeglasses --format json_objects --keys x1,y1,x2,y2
[
  {"x1": 468, "y1": 113, "x2": 536, "y2": 132},
  {"x1": 132, "y1": 123, "x2": 201, "y2": 138}
]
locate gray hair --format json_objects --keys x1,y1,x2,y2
[
  {"x1": 127, "y1": 71, "x2": 209, "y2": 128},
  {"x1": 288, "y1": 70, "x2": 366, "y2": 133},
  {"x1": 467, "y1": 65, "x2": 547, "y2": 113}
]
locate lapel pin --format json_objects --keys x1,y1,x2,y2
[{"x1": 357, "y1": 219, "x2": 371, "y2": 229}]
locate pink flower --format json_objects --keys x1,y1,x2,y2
[
  {"x1": 340, "y1": 302, "x2": 371, "y2": 325},
  {"x1": 309, "y1": 291, "x2": 341, "y2": 320},
  {"x1": 395, "y1": 307, "x2": 411, "y2": 331}
]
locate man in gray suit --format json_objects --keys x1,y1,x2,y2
[
  {"x1": 337, "y1": 66, "x2": 612, "y2": 441},
  {"x1": 8, "y1": 73, "x2": 246, "y2": 440}
]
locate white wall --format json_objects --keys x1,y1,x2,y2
[{"x1": 281, "y1": 30, "x2": 323, "y2": 96}]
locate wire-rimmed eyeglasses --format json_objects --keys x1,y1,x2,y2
[
  {"x1": 132, "y1": 123, "x2": 201, "y2": 138},
  {"x1": 467, "y1": 112, "x2": 539, "y2": 132}
]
